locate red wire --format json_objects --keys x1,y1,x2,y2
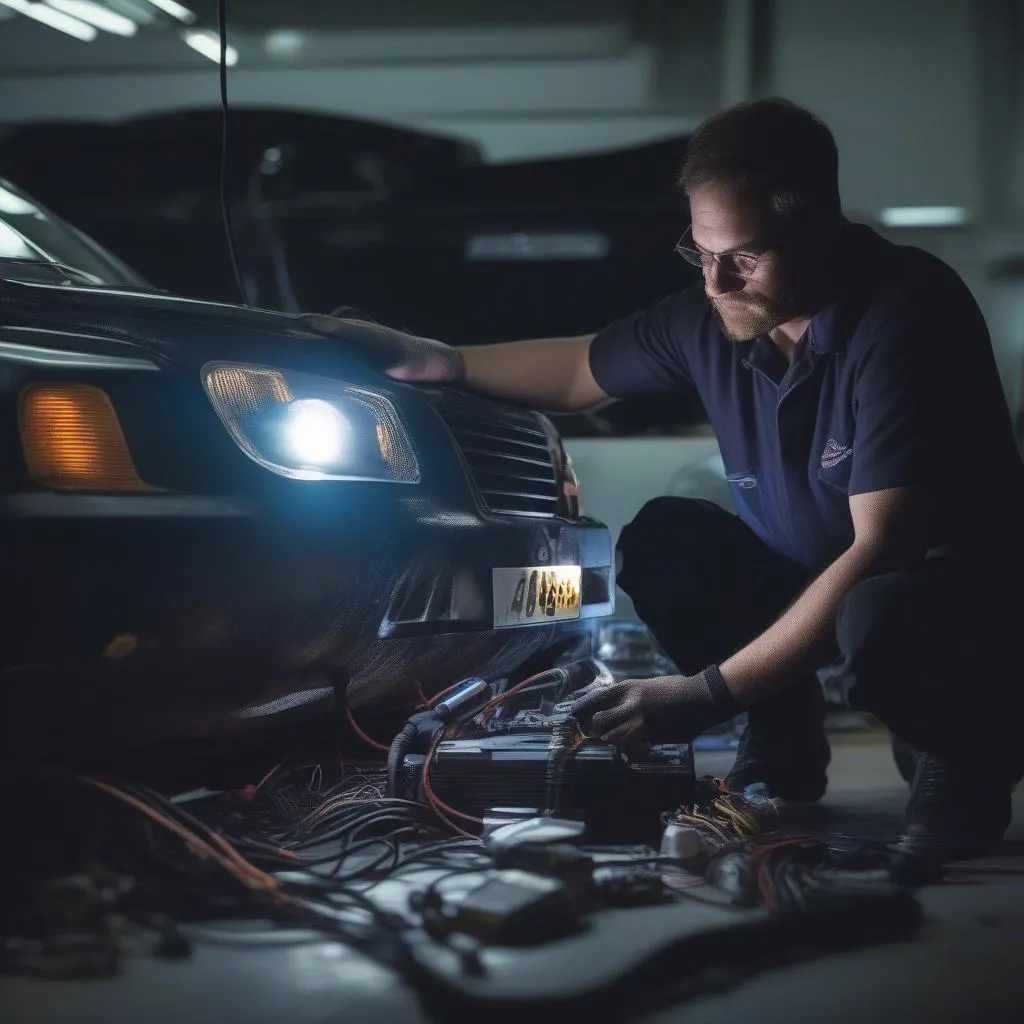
[
  {"x1": 477, "y1": 667, "x2": 562, "y2": 722},
  {"x1": 345, "y1": 706, "x2": 390, "y2": 752},
  {"x1": 254, "y1": 755, "x2": 290, "y2": 793},
  {"x1": 424, "y1": 678, "x2": 466, "y2": 708},
  {"x1": 79, "y1": 777, "x2": 280, "y2": 892},
  {"x1": 418, "y1": 669, "x2": 562, "y2": 835},
  {"x1": 420, "y1": 731, "x2": 480, "y2": 837}
]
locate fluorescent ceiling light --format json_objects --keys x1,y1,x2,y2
[
  {"x1": 146, "y1": 0, "x2": 195, "y2": 22},
  {"x1": 880, "y1": 206, "x2": 969, "y2": 228},
  {"x1": 265, "y1": 29, "x2": 305, "y2": 59},
  {"x1": 0, "y1": 0, "x2": 96, "y2": 39},
  {"x1": 46, "y1": 0, "x2": 137, "y2": 35},
  {"x1": 183, "y1": 28, "x2": 237, "y2": 65},
  {"x1": 104, "y1": 0, "x2": 156, "y2": 24}
]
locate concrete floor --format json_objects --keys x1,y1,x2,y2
[
  {"x1": 644, "y1": 735, "x2": 1024, "y2": 1024},
  {"x1": 5, "y1": 732, "x2": 1024, "y2": 1024}
]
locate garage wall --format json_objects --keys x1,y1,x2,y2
[
  {"x1": 767, "y1": 0, "x2": 1024, "y2": 400},
  {"x1": 770, "y1": 0, "x2": 980, "y2": 220}
]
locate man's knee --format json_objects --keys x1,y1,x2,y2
[
  {"x1": 835, "y1": 571, "x2": 918, "y2": 668},
  {"x1": 834, "y1": 569, "x2": 942, "y2": 718}
]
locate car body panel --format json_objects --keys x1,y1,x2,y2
[{"x1": 0, "y1": 192, "x2": 613, "y2": 764}]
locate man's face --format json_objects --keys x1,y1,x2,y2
[{"x1": 688, "y1": 182, "x2": 802, "y2": 342}]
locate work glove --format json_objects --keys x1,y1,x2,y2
[
  {"x1": 297, "y1": 311, "x2": 465, "y2": 384},
  {"x1": 568, "y1": 667, "x2": 739, "y2": 747}
]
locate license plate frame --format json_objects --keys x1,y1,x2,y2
[{"x1": 492, "y1": 565, "x2": 582, "y2": 628}]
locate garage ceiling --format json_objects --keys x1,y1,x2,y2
[
  {"x1": 185, "y1": 0, "x2": 632, "y2": 31},
  {"x1": 0, "y1": 0, "x2": 721, "y2": 161},
  {"x1": 0, "y1": 0, "x2": 721, "y2": 77}
]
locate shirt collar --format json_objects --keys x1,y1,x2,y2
[{"x1": 808, "y1": 301, "x2": 843, "y2": 354}]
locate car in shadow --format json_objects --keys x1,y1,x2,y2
[{"x1": 0, "y1": 178, "x2": 613, "y2": 769}]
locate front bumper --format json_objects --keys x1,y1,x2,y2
[{"x1": 0, "y1": 312, "x2": 614, "y2": 757}]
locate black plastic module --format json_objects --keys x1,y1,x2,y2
[{"x1": 401, "y1": 731, "x2": 694, "y2": 843}]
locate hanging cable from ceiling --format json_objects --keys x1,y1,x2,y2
[{"x1": 217, "y1": 0, "x2": 248, "y2": 306}]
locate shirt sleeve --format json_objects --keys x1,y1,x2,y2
[
  {"x1": 847, "y1": 283, "x2": 969, "y2": 497},
  {"x1": 588, "y1": 287, "x2": 703, "y2": 399}
]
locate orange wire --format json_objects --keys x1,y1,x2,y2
[
  {"x1": 254, "y1": 755, "x2": 291, "y2": 793},
  {"x1": 751, "y1": 837, "x2": 819, "y2": 911},
  {"x1": 421, "y1": 731, "x2": 480, "y2": 837},
  {"x1": 346, "y1": 706, "x2": 391, "y2": 752},
  {"x1": 79, "y1": 777, "x2": 279, "y2": 892},
  {"x1": 477, "y1": 668, "x2": 562, "y2": 722},
  {"x1": 417, "y1": 669, "x2": 564, "y2": 836}
]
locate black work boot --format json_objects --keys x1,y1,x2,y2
[
  {"x1": 725, "y1": 676, "x2": 831, "y2": 802},
  {"x1": 897, "y1": 751, "x2": 1015, "y2": 862}
]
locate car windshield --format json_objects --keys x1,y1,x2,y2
[{"x1": 0, "y1": 180, "x2": 154, "y2": 291}]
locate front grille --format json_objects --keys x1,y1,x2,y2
[{"x1": 434, "y1": 398, "x2": 559, "y2": 517}]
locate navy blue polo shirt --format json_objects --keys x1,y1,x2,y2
[{"x1": 590, "y1": 223, "x2": 1024, "y2": 572}]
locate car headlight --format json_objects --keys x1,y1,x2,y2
[{"x1": 203, "y1": 362, "x2": 419, "y2": 483}]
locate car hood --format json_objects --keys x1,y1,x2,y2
[{"x1": 0, "y1": 278, "x2": 383, "y2": 379}]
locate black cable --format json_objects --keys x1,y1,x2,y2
[
  {"x1": 275, "y1": 800, "x2": 439, "y2": 849},
  {"x1": 217, "y1": 0, "x2": 248, "y2": 305}
]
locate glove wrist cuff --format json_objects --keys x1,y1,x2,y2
[{"x1": 702, "y1": 664, "x2": 739, "y2": 715}]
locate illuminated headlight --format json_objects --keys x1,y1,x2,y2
[
  {"x1": 203, "y1": 362, "x2": 419, "y2": 482},
  {"x1": 283, "y1": 399, "x2": 350, "y2": 466}
]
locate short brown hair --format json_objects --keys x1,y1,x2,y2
[{"x1": 679, "y1": 98, "x2": 841, "y2": 238}]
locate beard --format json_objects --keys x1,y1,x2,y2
[{"x1": 710, "y1": 291, "x2": 795, "y2": 342}]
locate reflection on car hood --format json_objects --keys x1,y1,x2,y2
[{"x1": 0, "y1": 277, "x2": 366, "y2": 374}]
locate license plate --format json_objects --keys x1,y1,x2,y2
[{"x1": 492, "y1": 565, "x2": 582, "y2": 628}]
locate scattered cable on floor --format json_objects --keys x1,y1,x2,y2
[
  {"x1": 1, "y1": 764, "x2": 493, "y2": 980},
  {"x1": 79, "y1": 777, "x2": 282, "y2": 894},
  {"x1": 0, "y1": 665, "x2": 930, "y2": 1001}
]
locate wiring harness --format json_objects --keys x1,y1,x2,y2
[
  {"x1": 0, "y1": 670, "x2": 932, "y2": 1006},
  {"x1": 0, "y1": 749, "x2": 490, "y2": 980},
  {"x1": 661, "y1": 777, "x2": 938, "y2": 910}
]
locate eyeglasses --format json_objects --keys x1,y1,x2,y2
[{"x1": 674, "y1": 225, "x2": 769, "y2": 279}]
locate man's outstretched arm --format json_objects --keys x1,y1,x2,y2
[{"x1": 299, "y1": 313, "x2": 608, "y2": 413}]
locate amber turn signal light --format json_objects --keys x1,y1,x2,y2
[{"x1": 19, "y1": 382, "x2": 153, "y2": 492}]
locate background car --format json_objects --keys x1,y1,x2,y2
[
  {"x1": 0, "y1": 180, "x2": 613, "y2": 773},
  {"x1": 0, "y1": 108, "x2": 708, "y2": 438}
]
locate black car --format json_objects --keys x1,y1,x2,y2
[{"x1": 0, "y1": 180, "x2": 613, "y2": 765}]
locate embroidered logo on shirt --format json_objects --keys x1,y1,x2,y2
[{"x1": 821, "y1": 438, "x2": 853, "y2": 469}]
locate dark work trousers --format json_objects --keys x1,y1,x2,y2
[{"x1": 616, "y1": 496, "x2": 1024, "y2": 776}]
